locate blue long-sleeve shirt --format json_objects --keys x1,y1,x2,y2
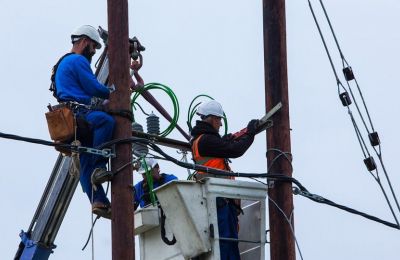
[
  {"x1": 134, "y1": 173, "x2": 178, "y2": 209},
  {"x1": 55, "y1": 54, "x2": 110, "y2": 105}
]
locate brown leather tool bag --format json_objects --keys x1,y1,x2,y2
[{"x1": 45, "y1": 104, "x2": 75, "y2": 142}]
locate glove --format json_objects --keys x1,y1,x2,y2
[
  {"x1": 222, "y1": 133, "x2": 234, "y2": 141},
  {"x1": 246, "y1": 119, "x2": 259, "y2": 135}
]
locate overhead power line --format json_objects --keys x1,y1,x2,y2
[
  {"x1": 1, "y1": 130, "x2": 399, "y2": 231},
  {"x1": 307, "y1": 0, "x2": 400, "y2": 226}
]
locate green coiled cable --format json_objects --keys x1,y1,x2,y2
[{"x1": 131, "y1": 82, "x2": 179, "y2": 137}]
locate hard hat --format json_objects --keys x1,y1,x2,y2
[
  {"x1": 137, "y1": 158, "x2": 158, "y2": 175},
  {"x1": 196, "y1": 100, "x2": 224, "y2": 118},
  {"x1": 71, "y1": 25, "x2": 102, "y2": 49}
]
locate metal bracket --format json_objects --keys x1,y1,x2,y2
[{"x1": 78, "y1": 146, "x2": 115, "y2": 158}]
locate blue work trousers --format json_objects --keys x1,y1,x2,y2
[
  {"x1": 77, "y1": 109, "x2": 115, "y2": 205},
  {"x1": 217, "y1": 198, "x2": 240, "y2": 260}
]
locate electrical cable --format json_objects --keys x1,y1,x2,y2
[
  {"x1": 266, "y1": 148, "x2": 293, "y2": 173},
  {"x1": 307, "y1": 0, "x2": 400, "y2": 222},
  {"x1": 318, "y1": 0, "x2": 376, "y2": 133},
  {"x1": 2, "y1": 129, "x2": 399, "y2": 231},
  {"x1": 131, "y1": 82, "x2": 179, "y2": 137},
  {"x1": 0, "y1": 131, "x2": 75, "y2": 150},
  {"x1": 133, "y1": 101, "x2": 150, "y2": 116},
  {"x1": 83, "y1": 158, "x2": 112, "y2": 252},
  {"x1": 268, "y1": 195, "x2": 304, "y2": 260},
  {"x1": 293, "y1": 187, "x2": 399, "y2": 229},
  {"x1": 308, "y1": 0, "x2": 372, "y2": 160},
  {"x1": 82, "y1": 215, "x2": 100, "y2": 251},
  {"x1": 102, "y1": 137, "x2": 400, "y2": 230}
]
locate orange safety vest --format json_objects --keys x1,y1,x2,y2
[{"x1": 191, "y1": 134, "x2": 233, "y2": 178}]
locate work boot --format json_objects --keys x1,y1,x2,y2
[
  {"x1": 92, "y1": 202, "x2": 111, "y2": 219},
  {"x1": 91, "y1": 168, "x2": 113, "y2": 186}
]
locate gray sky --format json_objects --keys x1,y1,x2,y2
[{"x1": 1, "y1": 0, "x2": 399, "y2": 259}]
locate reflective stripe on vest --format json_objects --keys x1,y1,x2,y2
[{"x1": 192, "y1": 134, "x2": 230, "y2": 174}]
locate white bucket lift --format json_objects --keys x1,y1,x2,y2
[
  {"x1": 134, "y1": 206, "x2": 184, "y2": 260},
  {"x1": 135, "y1": 178, "x2": 267, "y2": 260}
]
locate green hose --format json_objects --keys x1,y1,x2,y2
[
  {"x1": 141, "y1": 158, "x2": 156, "y2": 205},
  {"x1": 187, "y1": 94, "x2": 228, "y2": 135},
  {"x1": 131, "y1": 82, "x2": 179, "y2": 137}
]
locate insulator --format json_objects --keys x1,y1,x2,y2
[
  {"x1": 131, "y1": 121, "x2": 148, "y2": 157},
  {"x1": 343, "y1": 67, "x2": 355, "y2": 81},
  {"x1": 339, "y1": 92, "x2": 352, "y2": 106},
  {"x1": 368, "y1": 132, "x2": 380, "y2": 147},
  {"x1": 364, "y1": 156, "x2": 377, "y2": 171},
  {"x1": 147, "y1": 112, "x2": 160, "y2": 135}
]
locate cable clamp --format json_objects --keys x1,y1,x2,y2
[
  {"x1": 293, "y1": 187, "x2": 324, "y2": 202},
  {"x1": 78, "y1": 146, "x2": 115, "y2": 158}
]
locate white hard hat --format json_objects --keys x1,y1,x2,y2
[
  {"x1": 137, "y1": 158, "x2": 158, "y2": 175},
  {"x1": 71, "y1": 25, "x2": 102, "y2": 49},
  {"x1": 196, "y1": 100, "x2": 224, "y2": 118}
]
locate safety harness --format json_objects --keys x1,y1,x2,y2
[
  {"x1": 49, "y1": 52, "x2": 74, "y2": 102},
  {"x1": 49, "y1": 53, "x2": 133, "y2": 121}
]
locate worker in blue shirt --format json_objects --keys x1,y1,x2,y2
[
  {"x1": 133, "y1": 158, "x2": 177, "y2": 210},
  {"x1": 55, "y1": 25, "x2": 114, "y2": 219}
]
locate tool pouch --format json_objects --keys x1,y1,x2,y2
[{"x1": 45, "y1": 104, "x2": 75, "y2": 142}]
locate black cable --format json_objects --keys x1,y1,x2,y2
[
  {"x1": 375, "y1": 152, "x2": 400, "y2": 216},
  {"x1": 0, "y1": 132, "x2": 75, "y2": 150},
  {"x1": 159, "y1": 206, "x2": 177, "y2": 245},
  {"x1": 132, "y1": 101, "x2": 150, "y2": 116},
  {"x1": 307, "y1": 0, "x2": 341, "y2": 87},
  {"x1": 2, "y1": 130, "x2": 399, "y2": 231},
  {"x1": 98, "y1": 137, "x2": 308, "y2": 189},
  {"x1": 318, "y1": 0, "x2": 376, "y2": 133},
  {"x1": 348, "y1": 110, "x2": 369, "y2": 159},
  {"x1": 307, "y1": 0, "x2": 372, "y2": 155},
  {"x1": 308, "y1": 0, "x2": 400, "y2": 221},
  {"x1": 81, "y1": 215, "x2": 100, "y2": 251},
  {"x1": 125, "y1": 138, "x2": 400, "y2": 230},
  {"x1": 293, "y1": 187, "x2": 399, "y2": 230}
]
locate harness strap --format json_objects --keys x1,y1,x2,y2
[{"x1": 50, "y1": 52, "x2": 74, "y2": 102}]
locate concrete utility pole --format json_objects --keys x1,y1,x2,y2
[
  {"x1": 107, "y1": 0, "x2": 134, "y2": 259},
  {"x1": 263, "y1": 0, "x2": 296, "y2": 260}
]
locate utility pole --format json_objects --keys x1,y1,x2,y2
[
  {"x1": 263, "y1": 0, "x2": 296, "y2": 260},
  {"x1": 107, "y1": 0, "x2": 134, "y2": 259}
]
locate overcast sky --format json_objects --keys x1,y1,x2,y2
[{"x1": 1, "y1": 0, "x2": 399, "y2": 259}]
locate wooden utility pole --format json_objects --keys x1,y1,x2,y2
[
  {"x1": 263, "y1": 0, "x2": 296, "y2": 260},
  {"x1": 107, "y1": 0, "x2": 134, "y2": 259}
]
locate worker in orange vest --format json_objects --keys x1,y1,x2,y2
[{"x1": 190, "y1": 100, "x2": 258, "y2": 260}]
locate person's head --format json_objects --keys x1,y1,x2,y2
[
  {"x1": 196, "y1": 100, "x2": 224, "y2": 132},
  {"x1": 70, "y1": 25, "x2": 102, "y2": 63},
  {"x1": 137, "y1": 158, "x2": 161, "y2": 181}
]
